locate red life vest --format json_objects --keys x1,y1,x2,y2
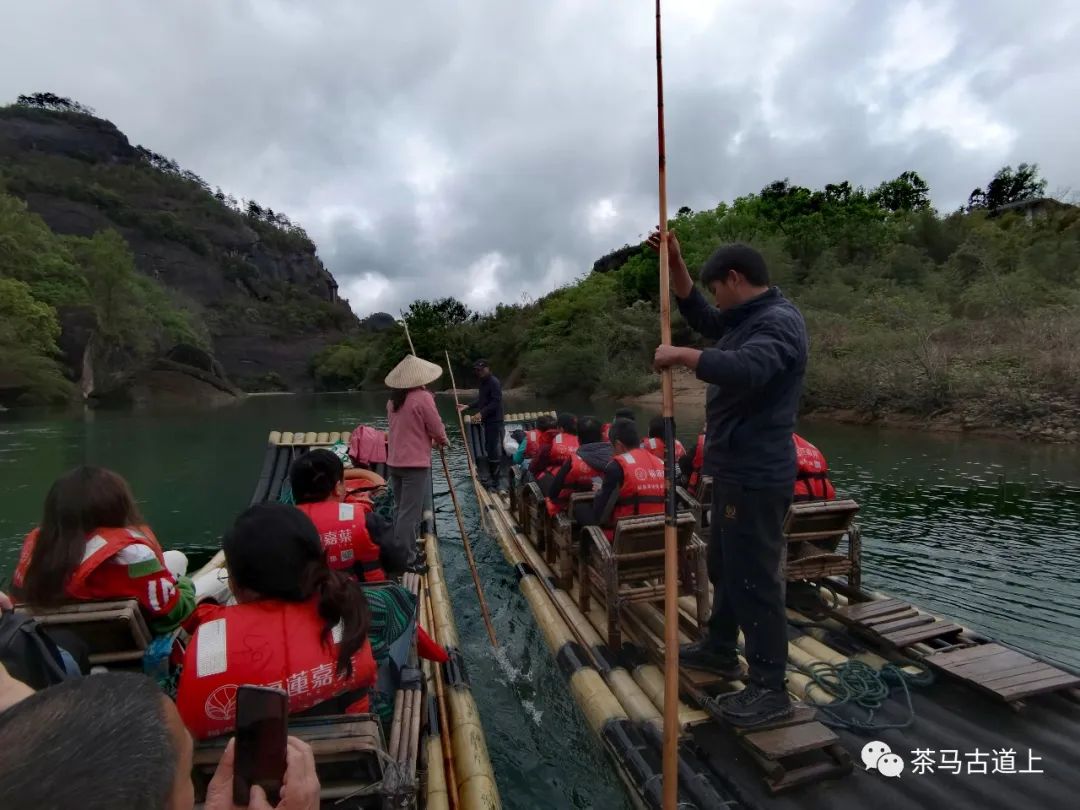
[
  {"x1": 523, "y1": 429, "x2": 541, "y2": 460},
  {"x1": 542, "y1": 432, "x2": 579, "y2": 477},
  {"x1": 601, "y1": 423, "x2": 611, "y2": 442},
  {"x1": 13, "y1": 525, "x2": 169, "y2": 603},
  {"x1": 642, "y1": 437, "x2": 686, "y2": 464},
  {"x1": 793, "y1": 434, "x2": 836, "y2": 502},
  {"x1": 546, "y1": 452, "x2": 605, "y2": 516},
  {"x1": 688, "y1": 434, "x2": 706, "y2": 494},
  {"x1": 606, "y1": 449, "x2": 667, "y2": 538},
  {"x1": 295, "y1": 501, "x2": 385, "y2": 582},
  {"x1": 176, "y1": 598, "x2": 377, "y2": 739}
]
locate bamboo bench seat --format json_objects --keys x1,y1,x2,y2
[{"x1": 16, "y1": 599, "x2": 151, "y2": 667}]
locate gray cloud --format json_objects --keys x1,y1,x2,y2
[{"x1": 2, "y1": 0, "x2": 1078, "y2": 317}]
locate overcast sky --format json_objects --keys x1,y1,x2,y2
[{"x1": 2, "y1": 0, "x2": 1078, "y2": 317}]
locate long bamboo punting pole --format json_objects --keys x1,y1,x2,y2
[
  {"x1": 444, "y1": 351, "x2": 493, "y2": 535},
  {"x1": 439, "y1": 445, "x2": 498, "y2": 646},
  {"x1": 654, "y1": 3, "x2": 679, "y2": 807}
]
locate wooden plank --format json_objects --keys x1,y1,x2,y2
[
  {"x1": 744, "y1": 722, "x2": 839, "y2": 759},
  {"x1": 979, "y1": 662, "x2": 1061, "y2": 686},
  {"x1": 836, "y1": 599, "x2": 909, "y2": 621},
  {"x1": 863, "y1": 613, "x2": 928, "y2": 634},
  {"x1": 862, "y1": 607, "x2": 918, "y2": 625},
  {"x1": 730, "y1": 706, "x2": 817, "y2": 736},
  {"x1": 986, "y1": 668, "x2": 1079, "y2": 693},
  {"x1": 882, "y1": 621, "x2": 962, "y2": 647},
  {"x1": 946, "y1": 651, "x2": 1033, "y2": 677},
  {"x1": 925, "y1": 643, "x2": 1008, "y2": 667},
  {"x1": 996, "y1": 672, "x2": 1080, "y2": 700}
]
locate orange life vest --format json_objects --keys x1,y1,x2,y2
[
  {"x1": 295, "y1": 501, "x2": 385, "y2": 582},
  {"x1": 688, "y1": 434, "x2": 706, "y2": 494},
  {"x1": 546, "y1": 452, "x2": 606, "y2": 516},
  {"x1": 13, "y1": 525, "x2": 167, "y2": 602},
  {"x1": 523, "y1": 429, "x2": 542, "y2": 460},
  {"x1": 542, "y1": 432, "x2": 579, "y2": 477},
  {"x1": 642, "y1": 437, "x2": 686, "y2": 464},
  {"x1": 793, "y1": 434, "x2": 835, "y2": 502},
  {"x1": 606, "y1": 448, "x2": 667, "y2": 538},
  {"x1": 176, "y1": 598, "x2": 377, "y2": 739}
]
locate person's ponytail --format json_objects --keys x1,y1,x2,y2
[{"x1": 302, "y1": 563, "x2": 371, "y2": 676}]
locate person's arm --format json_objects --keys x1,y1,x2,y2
[
  {"x1": 512, "y1": 439, "x2": 527, "y2": 465},
  {"x1": 676, "y1": 286, "x2": 729, "y2": 340},
  {"x1": 479, "y1": 377, "x2": 502, "y2": 420},
  {"x1": 366, "y1": 513, "x2": 408, "y2": 574},
  {"x1": 112, "y1": 544, "x2": 196, "y2": 633},
  {"x1": 548, "y1": 459, "x2": 573, "y2": 504},
  {"x1": 678, "y1": 449, "x2": 694, "y2": 481},
  {"x1": 530, "y1": 443, "x2": 552, "y2": 476},
  {"x1": 588, "y1": 463, "x2": 623, "y2": 527},
  {"x1": 694, "y1": 320, "x2": 799, "y2": 389}
]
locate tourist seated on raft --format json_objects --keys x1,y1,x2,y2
[
  {"x1": 290, "y1": 448, "x2": 407, "y2": 581},
  {"x1": 512, "y1": 413, "x2": 556, "y2": 469},
  {"x1": 793, "y1": 433, "x2": 836, "y2": 502},
  {"x1": 678, "y1": 425, "x2": 707, "y2": 494},
  {"x1": 176, "y1": 503, "x2": 377, "y2": 739},
  {"x1": 0, "y1": 670, "x2": 321, "y2": 810},
  {"x1": 11, "y1": 466, "x2": 196, "y2": 636},
  {"x1": 582, "y1": 419, "x2": 666, "y2": 540},
  {"x1": 643, "y1": 415, "x2": 686, "y2": 464},
  {"x1": 601, "y1": 407, "x2": 636, "y2": 443},
  {"x1": 545, "y1": 416, "x2": 612, "y2": 517},
  {"x1": 530, "y1": 412, "x2": 578, "y2": 496}
]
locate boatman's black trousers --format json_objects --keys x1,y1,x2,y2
[
  {"x1": 706, "y1": 482, "x2": 791, "y2": 692},
  {"x1": 482, "y1": 419, "x2": 504, "y2": 489}
]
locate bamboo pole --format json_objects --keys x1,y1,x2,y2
[
  {"x1": 439, "y1": 446, "x2": 498, "y2": 646},
  {"x1": 444, "y1": 351, "x2": 493, "y2": 535},
  {"x1": 654, "y1": 3, "x2": 679, "y2": 806},
  {"x1": 424, "y1": 576, "x2": 460, "y2": 810}
]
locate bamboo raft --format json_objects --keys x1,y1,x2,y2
[
  {"x1": 16, "y1": 428, "x2": 500, "y2": 810},
  {"x1": 466, "y1": 412, "x2": 1080, "y2": 810}
]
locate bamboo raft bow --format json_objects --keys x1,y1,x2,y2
[{"x1": 654, "y1": 2, "x2": 680, "y2": 806}]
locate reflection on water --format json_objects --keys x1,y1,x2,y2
[{"x1": 1, "y1": 396, "x2": 1079, "y2": 808}]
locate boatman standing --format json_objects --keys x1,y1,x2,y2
[
  {"x1": 458, "y1": 359, "x2": 504, "y2": 491},
  {"x1": 651, "y1": 234, "x2": 808, "y2": 728}
]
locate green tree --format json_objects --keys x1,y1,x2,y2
[
  {"x1": 967, "y1": 163, "x2": 1046, "y2": 211},
  {"x1": 0, "y1": 277, "x2": 74, "y2": 403}
]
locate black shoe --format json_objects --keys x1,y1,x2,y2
[
  {"x1": 678, "y1": 641, "x2": 747, "y2": 680},
  {"x1": 719, "y1": 683, "x2": 793, "y2": 728}
]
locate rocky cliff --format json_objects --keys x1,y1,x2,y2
[{"x1": 0, "y1": 101, "x2": 357, "y2": 394}]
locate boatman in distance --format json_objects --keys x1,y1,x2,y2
[
  {"x1": 650, "y1": 234, "x2": 808, "y2": 728},
  {"x1": 458, "y1": 359, "x2": 504, "y2": 491}
]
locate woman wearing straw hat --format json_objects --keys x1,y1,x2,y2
[{"x1": 385, "y1": 354, "x2": 449, "y2": 564}]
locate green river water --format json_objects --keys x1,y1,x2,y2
[{"x1": 2, "y1": 393, "x2": 1079, "y2": 809}]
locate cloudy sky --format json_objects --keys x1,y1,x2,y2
[{"x1": 2, "y1": 0, "x2": 1078, "y2": 317}]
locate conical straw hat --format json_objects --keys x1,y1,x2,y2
[{"x1": 384, "y1": 354, "x2": 443, "y2": 389}]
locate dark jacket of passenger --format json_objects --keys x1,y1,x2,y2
[{"x1": 548, "y1": 442, "x2": 613, "y2": 502}]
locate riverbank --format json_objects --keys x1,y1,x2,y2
[{"x1": 625, "y1": 369, "x2": 1080, "y2": 444}]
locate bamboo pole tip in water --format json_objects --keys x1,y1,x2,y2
[
  {"x1": 328, "y1": 431, "x2": 341, "y2": 443},
  {"x1": 280, "y1": 431, "x2": 294, "y2": 445},
  {"x1": 268, "y1": 430, "x2": 281, "y2": 445},
  {"x1": 316, "y1": 431, "x2": 329, "y2": 444}
]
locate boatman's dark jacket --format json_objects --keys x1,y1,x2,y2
[
  {"x1": 467, "y1": 375, "x2": 503, "y2": 423},
  {"x1": 677, "y1": 286, "x2": 808, "y2": 489}
]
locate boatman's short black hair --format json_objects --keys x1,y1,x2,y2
[
  {"x1": 473, "y1": 358, "x2": 490, "y2": 369},
  {"x1": 700, "y1": 243, "x2": 770, "y2": 288}
]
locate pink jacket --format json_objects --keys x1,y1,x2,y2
[
  {"x1": 387, "y1": 389, "x2": 448, "y2": 468},
  {"x1": 349, "y1": 425, "x2": 388, "y2": 466}
]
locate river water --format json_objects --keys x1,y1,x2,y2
[{"x1": 2, "y1": 394, "x2": 1079, "y2": 809}]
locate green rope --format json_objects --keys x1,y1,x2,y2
[{"x1": 793, "y1": 657, "x2": 934, "y2": 732}]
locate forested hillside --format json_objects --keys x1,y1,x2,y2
[
  {"x1": 320, "y1": 166, "x2": 1080, "y2": 440},
  {"x1": 0, "y1": 93, "x2": 356, "y2": 404}
]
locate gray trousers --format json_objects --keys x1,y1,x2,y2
[{"x1": 389, "y1": 466, "x2": 430, "y2": 564}]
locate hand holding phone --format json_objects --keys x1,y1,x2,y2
[
  {"x1": 205, "y1": 736, "x2": 320, "y2": 810},
  {"x1": 233, "y1": 685, "x2": 288, "y2": 805}
]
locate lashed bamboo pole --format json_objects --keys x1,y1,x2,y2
[
  {"x1": 439, "y1": 446, "x2": 498, "y2": 646},
  {"x1": 654, "y1": 2, "x2": 679, "y2": 806}
]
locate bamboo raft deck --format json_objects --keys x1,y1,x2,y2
[{"x1": 466, "y1": 412, "x2": 1080, "y2": 810}]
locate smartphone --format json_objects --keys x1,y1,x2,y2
[{"x1": 233, "y1": 685, "x2": 289, "y2": 805}]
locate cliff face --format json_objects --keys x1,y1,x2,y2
[{"x1": 0, "y1": 104, "x2": 357, "y2": 392}]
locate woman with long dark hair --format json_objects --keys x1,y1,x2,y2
[
  {"x1": 175, "y1": 503, "x2": 376, "y2": 739},
  {"x1": 384, "y1": 354, "x2": 448, "y2": 563},
  {"x1": 12, "y1": 466, "x2": 195, "y2": 633},
  {"x1": 289, "y1": 448, "x2": 407, "y2": 578}
]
